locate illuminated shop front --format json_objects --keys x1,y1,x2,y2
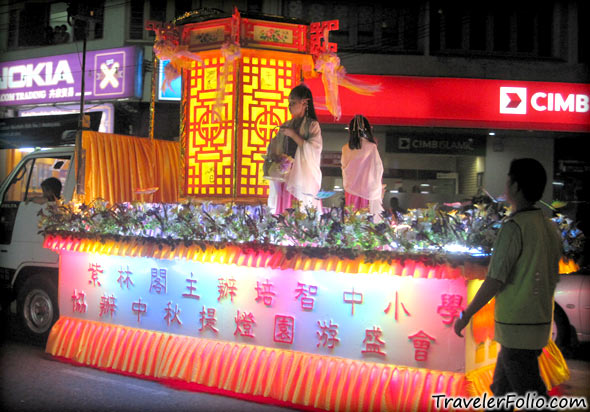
[
  {"x1": 307, "y1": 76, "x2": 590, "y2": 210},
  {"x1": 0, "y1": 46, "x2": 143, "y2": 138}
]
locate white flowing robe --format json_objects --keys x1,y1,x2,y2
[
  {"x1": 341, "y1": 139, "x2": 384, "y2": 216},
  {"x1": 268, "y1": 119, "x2": 322, "y2": 213}
]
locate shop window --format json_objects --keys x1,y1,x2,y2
[
  {"x1": 6, "y1": 1, "x2": 104, "y2": 49},
  {"x1": 442, "y1": 6, "x2": 463, "y2": 50},
  {"x1": 285, "y1": 0, "x2": 303, "y2": 19},
  {"x1": 357, "y1": 5, "x2": 374, "y2": 46},
  {"x1": 127, "y1": 0, "x2": 174, "y2": 41},
  {"x1": 431, "y1": 1, "x2": 557, "y2": 59},
  {"x1": 469, "y1": 9, "x2": 486, "y2": 51},
  {"x1": 516, "y1": 9, "x2": 534, "y2": 53},
  {"x1": 282, "y1": 1, "x2": 419, "y2": 53},
  {"x1": 580, "y1": 2, "x2": 589, "y2": 63},
  {"x1": 49, "y1": 3, "x2": 71, "y2": 45},
  {"x1": 7, "y1": 9, "x2": 18, "y2": 49},
  {"x1": 129, "y1": 0, "x2": 145, "y2": 40},
  {"x1": 537, "y1": 5, "x2": 553, "y2": 57},
  {"x1": 17, "y1": 3, "x2": 50, "y2": 47},
  {"x1": 330, "y1": 4, "x2": 349, "y2": 46},
  {"x1": 68, "y1": 2, "x2": 105, "y2": 42},
  {"x1": 149, "y1": 0, "x2": 167, "y2": 38},
  {"x1": 492, "y1": 9, "x2": 510, "y2": 52}
]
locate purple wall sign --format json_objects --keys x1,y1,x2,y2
[{"x1": 0, "y1": 46, "x2": 142, "y2": 106}]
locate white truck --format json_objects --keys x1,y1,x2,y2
[
  {"x1": 0, "y1": 132, "x2": 180, "y2": 341},
  {"x1": 1, "y1": 146, "x2": 75, "y2": 340}
]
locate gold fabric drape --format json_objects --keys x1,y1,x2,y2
[
  {"x1": 48, "y1": 317, "x2": 468, "y2": 412},
  {"x1": 78, "y1": 131, "x2": 181, "y2": 204}
]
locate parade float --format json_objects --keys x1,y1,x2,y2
[{"x1": 43, "y1": 8, "x2": 579, "y2": 412}]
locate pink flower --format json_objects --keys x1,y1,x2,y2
[{"x1": 279, "y1": 154, "x2": 293, "y2": 173}]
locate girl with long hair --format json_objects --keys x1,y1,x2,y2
[
  {"x1": 340, "y1": 114, "x2": 384, "y2": 218},
  {"x1": 266, "y1": 84, "x2": 323, "y2": 214}
]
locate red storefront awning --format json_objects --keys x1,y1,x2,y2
[{"x1": 305, "y1": 75, "x2": 590, "y2": 133}]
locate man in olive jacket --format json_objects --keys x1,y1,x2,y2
[{"x1": 454, "y1": 158, "x2": 562, "y2": 402}]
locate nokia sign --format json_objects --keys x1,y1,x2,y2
[
  {"x1": 0, "y1": 47, "x2": 143, "y2": 106},
  {"x1": 500, "y1": 87, "x2": 589, "y2": 114}
]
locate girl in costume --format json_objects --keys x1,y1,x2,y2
[
  {"x1": 266, "y1": 84, "x2": 323, "y2": 214},
  {"x1": 340, "y1": 114, "x2": 384, "y2": 219}
]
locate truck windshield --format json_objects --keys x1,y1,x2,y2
[{"x1": 2, "y1": 156, "x2": 71, "y2": 203}]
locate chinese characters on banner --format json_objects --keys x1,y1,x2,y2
[{"x1": 59, "y1": 253, "x2": 466, "y2": 371}]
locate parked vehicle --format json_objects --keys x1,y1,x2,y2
[
  {"x1": 553, "y1": 269, "x2": 590, "y2": 348},
  {"x1": 0, "y1": 147, "x2": 74, "y2": 340},
  {"x1": 0, "y1": 132, "x2": 180, "y2": 341}
]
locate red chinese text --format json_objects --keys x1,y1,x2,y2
[
  {"x1": 164, "y1": 301, "x2": 182, "y2": 326},
  {"x1": 316, "y1": 320, "x2": 339, "y2": 349},
  {"x1": 88, "y1": 263, "x2": 103, "y2": 287},
  {"x1": 274, "y1": 314, "x2": 295, "y2": 344},
  {"x1": 343, "y1": 288, "x2": 363, "y2": 315},
  {"x1": 384, "y1": 291, "x2": 411, "y2": 321},
  {"x1": 255, "y1": 279, "x2": 276, "y2": 306},
  {"x1": 295, "y1": 282, "x2": 318, "y2": 310},
  {"x1": 362, "y1": 326, "x2": 386, "y2": 356},
  {"x1": 408, "y1": 330, "x2": 436, "y2": 362},
  {"x1": 199, "y1": 306, "x2": 219, "y2": 334},
  {"x1": 218, "y1": 277, "x2": 237, "y2": 302},
  {"x1": 149, "y1": 268, "x2": 167, "y2": 294},
  {"x1": 99, "y1": 294, "x2": 116, "y2": 317},
  {"x1": 132, "y1": 297, "x2": 147, "y2": 323},
  {"x1": 182, "y1": 272, "x2": 200, "y2": 300},
  {"x1": 437, "y1": 293, "x2": 463, "y2": 325},
  {"x1": 117, "y1": 265, "x2": 134, "y2": 289},
  {"x1": 234, "y1": 310, "x2": 256, "y2": 338},
  {"x1": 71, "y1": 289, "x2": 87, "y2": 313}
]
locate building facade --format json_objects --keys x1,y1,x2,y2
[{"x1": 0, "y1": 0, "x2": 588, "y2": 207}]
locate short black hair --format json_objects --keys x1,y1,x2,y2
[
  {"x1": 41, "y1": 177, "x2": 62, "y2": 200},
  {"x1": 508, "y1": 158, "x2": 546, "y2": 203}
]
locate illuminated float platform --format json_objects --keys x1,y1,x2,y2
[
  {"x1": 43, "y1": 202, "x2": 571, "y2": 411},
  {"x1": 44, "y1": 8, "x2": 572, "y2": 411}
]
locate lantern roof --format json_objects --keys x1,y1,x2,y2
[{"x1": 173, "y1": 8, "x2": 309, "y2": 27}]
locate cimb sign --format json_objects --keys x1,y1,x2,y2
[{"x1": 500, "y1": 87, "x2": 589, "y2": 115}]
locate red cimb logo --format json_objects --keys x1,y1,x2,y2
[{"x1": 500, "y1": 87, "x2": 527, "y2": 114}]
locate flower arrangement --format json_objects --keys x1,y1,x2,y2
[
  {"x1": 37, "y1": 196, "x2": 585, "y2": 264},
  {"x1": 263, "y1": 153, "x2": 293, "y2": 182}
]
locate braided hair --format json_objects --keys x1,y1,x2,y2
[{"x1": 348, "y1": 114, "x2": 376, "y2": 150}]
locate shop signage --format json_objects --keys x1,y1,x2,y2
[
  {"x1": 58, "y1": 250, "x2": 466, "y2": 372},
  {"x1": 157, "y1": 60, "x2": 182, "y2": 101},
  {"x1": 321, "y1": 151, "x2": 342, "y2": 167},
  {"x1": 0, "y1": 112, "x2": 102, "y2": 149},
  {"x1": 18, "y1": 103, "x2": 114, "y2": 133},
  {"x1": 306, "y1": 76, "x2": 590, "y2": 133},
  {"x1": 0, "y1": 47, "x2": 143, "y2": 106},
  {"x1": 386, "y1": 134, "x2": 486, "y2": 155}
]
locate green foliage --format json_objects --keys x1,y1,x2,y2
[{"x1": 37, "y1": 196, "x2": 585, "y2": 262}]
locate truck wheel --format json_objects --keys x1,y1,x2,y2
[
  {"x1": 552, "y1": 304, "x2": 570, "y2": 350},
  {"x1": 17, "y1": 274, "x2": 59, "y2": 341}
]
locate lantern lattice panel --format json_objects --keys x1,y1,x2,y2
[
  {"x1": 185, "y1": 57, "x2": 236, "y2": 197},
  {"x1": 237, "y1": 56, "x2": 298, "y2": 198}
]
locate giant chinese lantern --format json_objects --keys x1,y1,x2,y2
[{"x1": 148, "y1": 9, "x2": 339, "y2": 202}]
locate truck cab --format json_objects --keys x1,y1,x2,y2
[{"x1": 0, "y1": 146, "x2": 75, "y2": 340}]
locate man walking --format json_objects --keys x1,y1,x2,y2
[{"x1": 454, "y1": 158, "x2": 562, "y2": 404}]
